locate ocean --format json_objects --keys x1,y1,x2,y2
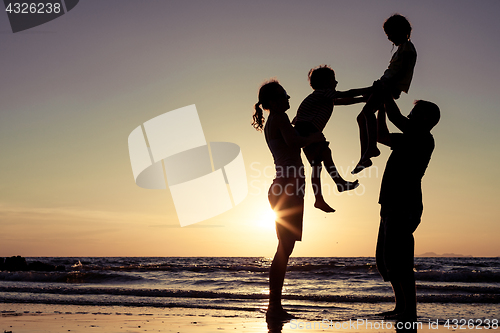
[{"x1": 0, "y1": 257, "x2": 499, "y2": 323}]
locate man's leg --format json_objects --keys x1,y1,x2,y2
[
  {"x1": 391, "y1": 280, "x2": 407, "y2": 314},
  {"x1": 397, "y1": 273, "x2": 417, "y2": 319},
  {"x1": 376, "y1": 216, "x2": 401, "y2": 317},
  {"x1": 385, "y1": 213, "x2": 420, "y2": 320},
  {"x1": 394, "y1": 232, "x2": 417, "y2": 320}
]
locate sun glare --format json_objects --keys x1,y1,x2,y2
[{"x1": 257, "y1": 208, "x2": 277, "y2": 230}]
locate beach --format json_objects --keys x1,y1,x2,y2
[
  {"x1": 1, "y1": 303, "x2": 479, "y2": 333},
  {"x1": 1, "y1": 257, "x2": 498, "y2": 332}
]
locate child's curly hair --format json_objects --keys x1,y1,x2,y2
[{"x1": 308, "y1": 65, "x2": 335, "y2": 90}]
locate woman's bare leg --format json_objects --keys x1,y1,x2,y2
[{"x1": 268, "y1": 238, "x2": 295, "y2": 318}]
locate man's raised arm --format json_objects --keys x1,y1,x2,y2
[{"x1": 382, "y1": 88, "x2": 409, "y2": 133}]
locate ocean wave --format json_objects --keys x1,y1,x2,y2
[
  {"x1": 9, "y1": 257, "x2": 496, "y2": 278},
  {"x1": 1, "y1": 286, "x2": 498, "y2": 304},
  {"x1": 70, "y1": 262, "x2": 381, "y2": 276},
  {"x1": 418, "y1": 284, "x2": 500, "y2": 294},
  {"x1": 2, "y1": 268, "x2": 499, "y2": 285},
  {"x1": 0, "y1": 271, "x2": 144, "y2": 284},
  {"x1": 0, "y1": 296, "x2": 260, "y2": 312},
  {"x1": 415, "y1": 270, "x2": 500, "y2": 283}
]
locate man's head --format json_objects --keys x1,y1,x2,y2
[{"x1": 408, "y1": 100, "x2": 440, "y2": 131}]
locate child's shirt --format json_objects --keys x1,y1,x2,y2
[
  {"x1": 292, "y1": 89, "x2": 336, "y2": 132},
  {"x1": 380, "y1": 40, "x2": 417, "y2": 94}
]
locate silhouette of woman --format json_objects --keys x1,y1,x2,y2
[{"x1": 252, "y1": 80, "x2": 324, "y2": 321}]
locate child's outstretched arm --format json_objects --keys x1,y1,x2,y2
[
  {"x1": 334, "y1": 87, "x2": 371, "y2": 99},
  {"x1": 334, "y1": 96, "x2": 366, "y2": 106},
  {"x1": 334, "y1": 87, "x2": 372, "y2": 105}
]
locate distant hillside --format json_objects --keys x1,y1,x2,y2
[{"x1": 416, "y1": 252, "x2": 473, "y2": 257}]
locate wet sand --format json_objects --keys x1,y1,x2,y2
[{"x1": 1, "y1": 303, "x2": 482, "y2": 333}]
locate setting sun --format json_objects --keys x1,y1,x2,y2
[{"x1": 257, "y1": 208, "x2": 277, "y2": 230}]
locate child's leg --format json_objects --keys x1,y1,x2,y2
[
  {"x1": 321, "y1": 146, "x2": 359, "y2": 192},
  {"x1": 356, "y1": 112, "x2": 369, "y2": 165},
  {"x1": 304, "y1": 143, "x2": 335, "y2": 213},
  {"x1": 361, "y1": 98, "x2": 381, "y2": 159},
  {"x1": 352, "y1": 94, "x2": 382, "y2": 174},
  {"x1": 311, "y1": 163, "x2": 335, "y2": 213}
]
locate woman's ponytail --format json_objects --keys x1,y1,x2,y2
[
  {"x1": 252, "y1": 79, "x2": 281, "y2": 132},
  {"x1": 252, "y1": 102, "x2": 265, "y2": 131}
]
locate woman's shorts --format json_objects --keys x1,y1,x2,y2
[{"x1": 268, "y1": 176, "x2": 305, "y2": 242}]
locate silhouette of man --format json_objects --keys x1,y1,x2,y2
[{"x1": 375, "y1": 89, "x2": 440, "y2": 321}]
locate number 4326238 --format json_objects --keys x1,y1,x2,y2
[{"x1": 5, "y1": 2, "x2": 62, "y2": 14}]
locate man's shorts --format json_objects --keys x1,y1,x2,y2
[
  {"x1": 376, "y1": 209, "x2": 422, "y2": 281},
  {"x1": 268, "y1": 176, "x2": 305, "y2": 242}
]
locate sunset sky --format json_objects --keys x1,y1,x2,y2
[{"x1": 1, "y1": 0, "x2": 499, "y2": 257}]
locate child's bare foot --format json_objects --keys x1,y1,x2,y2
[
  {"x1": 314, "y1": 197, "x2": 335, "y2": 213},
  {"x1": 364, "y1": 146, "x2": 381, "y2": 160},
  {"x1": 352, "y1": 159, "x2": 372, "y2": 174},
  {"x1": 336, "y1": 179, "x2": 359, "y2": 192},
  {"x1": 352, "y1": 147, "x2": 380, "y2": 174}
]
